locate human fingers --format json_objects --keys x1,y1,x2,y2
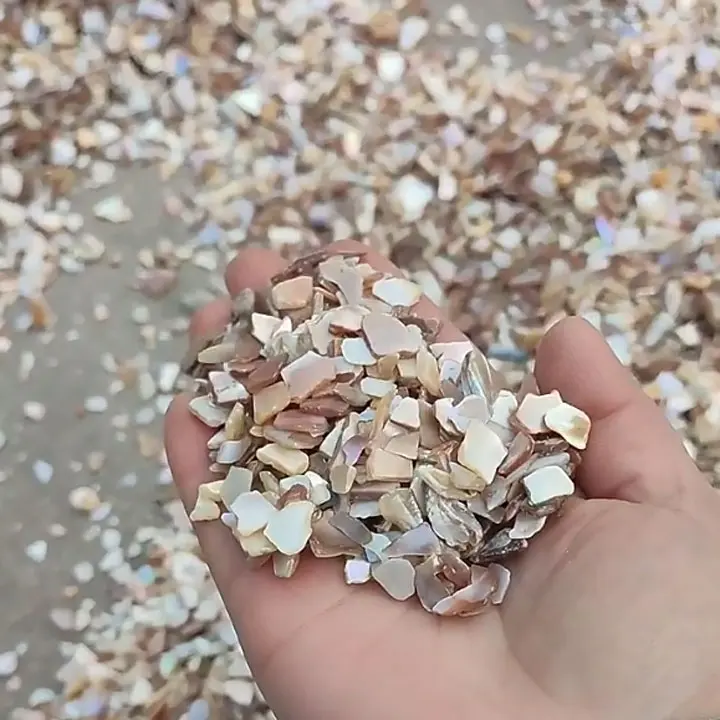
[
  {"x1": 534, "y1": 317, "x2": 705, "y2": 510},
  {"x1": 188, "y1": 297, "x2": 232, "y2": 339},
  {"x1": 224, "y1": 244, "x2": 287, "y2": 295}
]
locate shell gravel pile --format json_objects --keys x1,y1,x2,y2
[
  {"x1": 187, "y1": 250, "x2": 590, "y2": 613},
  {"x1": 1, "y1": 0, "x2": 720, "y2": 717}
]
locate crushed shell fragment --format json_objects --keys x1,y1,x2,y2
[
  {"x1": 186, "y1": 253, "x2": 591, "y2": 615},
  {"x1": 230, "y1": 491, "x2": 277, "y2": 536},
  {"x1": 543, "y1": 402, "x2": 592, "y2": 450}
]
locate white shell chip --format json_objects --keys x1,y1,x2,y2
[
  {"x1": 544, "y1": 402, "x2": 591, "y2": 450},
  {"x1": 522, "y1": 466, "x2": 575, "y2": 506},
  {"x1": 458, "y1": 420, "x2": 508, "y2": 484},
  {"x1": 264, "y1": 502, "x2": 315, "y2": 555},
  {"x1": 230, "y1": 491, "x2": 277, "y2": 536}
]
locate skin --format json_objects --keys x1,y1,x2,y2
[{"x1": 165, "y1": 241, "x2": 720, "y2": 720}]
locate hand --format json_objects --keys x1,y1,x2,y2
[{"x1": 165, "y1": 241, "x2": 720, "y2": 720}]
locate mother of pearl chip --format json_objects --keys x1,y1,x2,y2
[
  {"x1": 263, "y1": 501, "x2": 315, "y2": 555},
  {"x1": 230, "y1": 491, "x2": 277, "y2": 536}
]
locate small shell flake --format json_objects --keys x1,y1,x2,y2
[{"x1": 185, "y1": 252, "x2": 591, "y2": 616}]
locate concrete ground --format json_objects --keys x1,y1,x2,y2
[{"x1": 0, "y1": 0, "x2": 587, "y2": 713}]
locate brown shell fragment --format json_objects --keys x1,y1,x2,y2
[
  {"x1": 431, "y1": 565, "x2": 498, "y2": 617},
  {"x1": 277, "y1": 484, "x2": 311, "y2": 508},
  {"x1": 187, "y1": 251, "x2": 590, "y2": 617},
  {"x1": 499, "y1": 432, "x2": 534, "y2": 475},
  {"x1": 384, "y1": 431, "x2": 420, "y2": 460},
  {"x1": 253, "y1": 381, "x2": 291, "y2": 424},
  {"x1": 310, "y1": 512, "x2": 363, "y2": 558},
  {"x1": 416, "y1": 346, "x2": 442, "y2": 397},
  {"x1": 274, "y1": 410, "x2": 329, "y2": 437},
  {"x1": 393, "y1": 309, "x2": 442, "y2": 342},
  {"x1": 262, "y1": 426, "x2": 323, "y2": 450},
  {"x1": 299, "y1": 395, "x2": 351, "y2": 418},
  {"x1": 280, "y1": 351, "x2": 336, "y2": 401},
  {"x1": 414, "y1": 557, "x2": 453, "y2": 612},
  {"x1": 245, "y1": 358, "x2": 286, "y2": 394},
  {"x1": 351, "y1": 482, "x2": 401, "y2": 500},
  {"x1": 449, "y1": 462, "x2": 487, "y2": 492},
  {"x1": 271, "y1": 248, "x2": 365, "y2": 286},
  {"x1": 418, "y1": 399, "x2": 443, "y2": 449},
  {"x1": 226, "y1": 358, "x2": 265, "y2": 377},
  {"x1": 436, "y1": 549, "x2": 472, "y2": 589},
  {"x1": 271, "y1": 276, "x2": 314, "y2": 311},
  {"x1": 333, "y1": 383, "x2": 370, "y2": 407}
]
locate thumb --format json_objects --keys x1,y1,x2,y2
[{"x1": 534, "y1": 317, "x2": 706, "y2": 510}]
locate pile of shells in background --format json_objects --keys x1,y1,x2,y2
[
  {"x1": 0, "y1": 0, "x2": 719, "y2": 717},
  {"x1": 187, "y1": 250, "x2": 590, "y2": 614}
]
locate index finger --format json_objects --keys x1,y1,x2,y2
[{"x1": 535, "y1": 317, "x2": 708, "y2": 511}]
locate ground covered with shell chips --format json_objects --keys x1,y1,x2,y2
[{"x1": 1, "y1": 0, "x2": 720, "y2": 717}]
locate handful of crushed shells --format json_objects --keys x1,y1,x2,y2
[{"x1": 185, "y1": 249, "x2": 590, "y2": 617}]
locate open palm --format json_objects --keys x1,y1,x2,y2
[{"x1": 165, "y1": 242, "x2": 720, "y2": 720}]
